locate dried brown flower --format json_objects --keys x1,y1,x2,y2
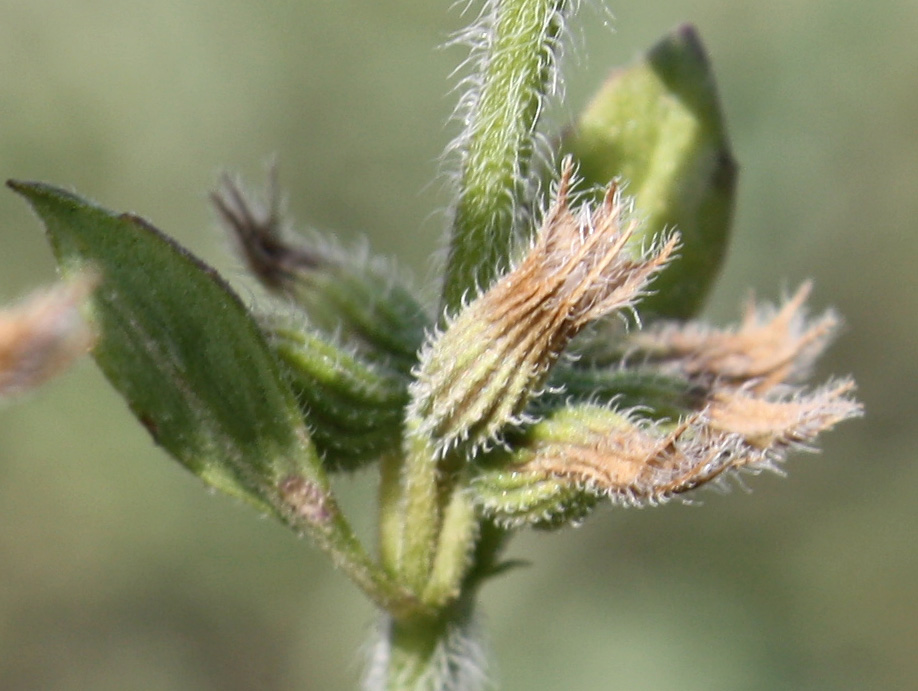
[
  {"x1": 0, "y1": 274, "x2": 97, "y2": 398},
  {"x1": 211, "y1": 171, "x2": 320, "y2": 292},
  {"x1": 474, "y1": 287, "x2": 862, "y2": 514},
  {"x1": 630, "y1": 282, "x2": 837, "y2": 391},
  {"x1": 412, "y1": 158, "x2": 678, "y2": 454}
]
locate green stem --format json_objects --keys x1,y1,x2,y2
[
  {"x1": 397, "y1": 0, "x2": 573, "y2": 614},
  {"x1": 279, "y1": 473, "x2": 427, "y2": 620},
  {"x1": 397, "y1": 426, "x2": 441, "y2": 593},
  {"x1": 316, "y1": 510, "x2": 428, "y2": 621},
  {"x1": 395, "y1": 437, "x2": 479, "y2": 605},
  {"x1": 368, "y1": 596, "x2": 486, "y2": 691},
  {"x1": 382, "y1": 617, "x2": 447, "y2": 690},
  {"x1": 422, "y1": 473, "x2": 479, "y2": 606},
  {"x1": 375, "y1": 0, "x2": 576, "y2": 683},
  {"x1": 442, "y1": 0, "x2": 570, "y2": 314},
  {"x1": 378, "y1": 451, "x2": 405, "y2": 576}
]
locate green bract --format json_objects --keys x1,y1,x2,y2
[
  {"x1": 562, "y1": 24, "x2": 737, "y2": 319},
  {"x1": 9, "y1": 180, "x2": 424, "y2": 621}
]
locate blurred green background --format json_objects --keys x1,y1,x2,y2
[{"x1": 1, "y1": 1, "x2": 915, "y2": 689}]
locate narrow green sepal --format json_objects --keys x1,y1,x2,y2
[
  {"x1": 266, "y1": 317, "x2": 410, "y2": 471},
  {"x1": 9, "y1": 181, "x2": 322, "y2": 513},
  {"x1": 562, "y1": 24, "x2": 737, "y2": 319},
  {"x1": 544, "y1": 363, "x2": 708, "y2": 421}
]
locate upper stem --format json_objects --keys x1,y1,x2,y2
[{"x1": 441, "y1": 0, "x2": 570, "y2": 314}]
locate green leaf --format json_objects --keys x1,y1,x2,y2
[
  {"x1": 9, "y1": 181, "x2": 323, "y2": 514},
  {"x1": 562, "y1": 24, "x2": 737, "y2": 319}
]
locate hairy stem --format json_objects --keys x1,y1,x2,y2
[
  {"x1": 280, "y1": 476, "x2": 427, "y2": 620},
  {"x1": 379, "y1": 451, "x2": 405, "y2": 576},
  {"x1": 423, "y1": 474, "x2": 479, "y2": 607},
  {"x1": 396, "y1": 426, "x2": 442, "y2": 593},
  {"x1": 365, "y1": 596, "x2": 488, "y2": 691},
  {"x1": 378, "y1": 0, "x2": 577, "y2": 684},
  {"x1": 441, "y1": 0, "x2": 571, "y2": 314}
]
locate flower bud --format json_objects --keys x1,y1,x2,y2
[
  {"x1": 0, "y1": 273, "x2": 96, "y2": 398},
  {"x1": 471, "y1": 464, "x2": 597, "y2": 529},
  {"x1": 213, "y1": 174, "x2": 429, "y2": 372},
  {"x1": 473, "y1": 377, "x2": 860, "y2": 519},
  {"x1": 629, "y1": 283, "x2": 839, "y2": 392}
]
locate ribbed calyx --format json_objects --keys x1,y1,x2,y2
[
  {"x1": 264, "y1": 315, "x2": 411, "y2": 471},
  {"x1": 410, "y1": 159, "x2": 678, "y2": 458}
]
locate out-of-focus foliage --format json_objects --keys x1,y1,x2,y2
[{"x1": 1, "y1": 1, "x2": 914, "y2": 689}]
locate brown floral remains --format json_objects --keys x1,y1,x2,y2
[
  {"x1": 0, "y1": 274, "x2": 96, "y2": 398},
  {"x1": 515, "y1": 285, "x2": 862, "y2": 504}
]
